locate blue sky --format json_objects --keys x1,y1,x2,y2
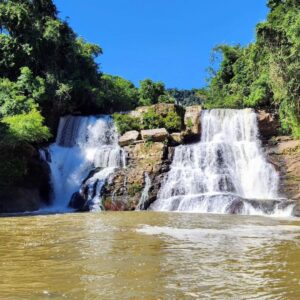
[{"x1": 54, "y1": 0, "x2": 268, "y2": 89}]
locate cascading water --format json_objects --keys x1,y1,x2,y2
[
  {"x1": 136, "y1": 173, "x2": 151, "y2": 211},
  {"x1": 46, "y1": 115, "x2": 124, "y2": 211},
  {"x1": 151, "y1": 109, "x2": 295, "y2": 216}
]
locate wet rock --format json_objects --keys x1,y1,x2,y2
[
  {"x1": 0, "y1": 188, "x2": 40, "y2": 213},
  {"x1": 102, "y1": 142, "x2": 173, "y2": 210},
  {"x1": 227, "y1": 199, "x2": 244, "y2": 214},
  {"x1": 68, "y1": 167, "x2": 104, "y2": 211},
  {"x1": 141, "y1": 128, "x2": 169, "y2": 142},
  {"x1": 257, "y1": 110, "x2": 280, "y2": 140},
  {"x1": 119, "y1": 130, "x2": 140, "y2": 146},
  {"x1": 69, "y1": 191, "x2": 87, "y2": 211},
  {"x1": 292, "y1": 203, "x2": 300, "y2": 217}
]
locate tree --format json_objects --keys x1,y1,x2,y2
[
  {"x1": 2, "y1": 108, "x2": 51, "y2": 144},
  {"x1": 139, "y1": 79, "x2": 165, "y2": 105},
  {"x1": 99, "y1": 74, "x2": 139, "y2": 112},
  {"x1": 0, "y1": 67, "x2": 45, "y2": 117},
  {"x1": 206, "y1": 0, "x2": 300, "y2": 137},
  {"x1": 0, "y1": 0, "x2": 103, "y2": 120}
]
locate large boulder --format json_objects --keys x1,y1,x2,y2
[
  {"x1": 170, "y1": 132, "x2": 183, "y2": 145},
  {"x1": 129, "y1": 106, "x2": 149, "y2": 118},
  {"x1": 141, "y1": 128, "x2": 169, "y2": 142},
  {"x1": 119, "y1": 130, "x2": 140, "y2": 146},
  {"x1": 257, "y1": 110, "x2": 280, "y2": 140},
  {"x1": 153, "y1": 103, "x2": 176, "y2": 117},
  {"x1": 184, "y1": 105, "x2": 202, "y2": 134},
  {"x1": 183, "y1": 105, "x2": 202, "y2": 142}
]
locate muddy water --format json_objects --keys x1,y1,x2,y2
[{"x1": 1, "y1": 212, "x2": 300, "y2": 299}]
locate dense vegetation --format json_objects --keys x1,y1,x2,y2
[
  {"x1": 0, "y1": 0, "x2": 105, "y2": 185},
  {"x1": 206, "y1": 0, "x2": 300, "y2": 137},
  {"x1": 0, "y1": 0, "x2": 177, "y2": 187},
  {"x1": 167, "y1": 88, "x2": 206, "y2": 106},
  {"x1": 113, "y1": 109, "x2": 182, "y2": 135}
]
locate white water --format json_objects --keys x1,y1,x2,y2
[
  {"x1": 151, "y1": 109, "x2": 294, "y2": 216},
  {"x1": 47, "y1": 115, "x2": 124, "y2": 211},
  {"x1": 136, "y1": 173, "x2": 151, "y2": 210}
]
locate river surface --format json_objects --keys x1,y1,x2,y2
[{"x1": 1, "y1": 212, "x2": 300, "y2": 299}]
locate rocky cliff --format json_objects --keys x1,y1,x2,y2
[
  {"x1": 102, "y1": 107, "x2": 300, "y2": 212},
  {"x1": 266, "y1": 137, "x2": 300, "y2": 201},
  {"x1": 102, "y1": 142, "x2": 173, "y2": 210},
  {"x1": 0, "y1": 147, "x2": 51, "y2": 214},
  {"x1": 2, "y1": 105, "x2": 299, "y2": 214},
  {"x1": 100, "y1": 104, "x2": 202, "y2": 210}
]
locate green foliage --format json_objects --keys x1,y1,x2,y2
[
  {"x1": 167, "y1": 88, "x2": 204, "y2": 106},
  {"x1": 157, "y1": 94, "x2": 175, "y2": 104},
  {"x1": 206, "y1": 0, "x2": 300, "y2": 137},
  {"x1": 0, "y1": 67, "x2": 45, "y2": 117},
  {"x1": 113, "y1": 108, "x2": 184, "y2": 134},
  {"x1": 113, "y1": 113, "x2": 141, "y2": 135},
  {"x1": 186, "y1": 117, "x2": 193, "y2": 129},
  {"x1": 141, "y1": 109, "x2": 164, "y2": 129},
  {"x1": 2, "y1": 109, "x2": 51, "y2": 144},
  {"x1": 99, "y1": 74, "x2": 139, "y2": 112},
  {"x1": 163, "y1": 111, "x2": 182, "y2": 132},
  {"x1": 139, "y1": 79, "x2": 165, "y2": 106},
  {"x1": 0, "y1": 0, "x2": 102, "y2": 117}
]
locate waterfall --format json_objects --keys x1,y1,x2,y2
[
  {"x1": 151, "y1": 109, "x2": 295, "y2": 216},
  {"x1": 47, "y1": 115, "x2": 124, "y2": 211},
  {"x1": 136, "y1": 173, "x2": 151, "y2": 211}
]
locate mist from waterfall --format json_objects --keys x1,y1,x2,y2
[
  {"x1": 46, "y1": 115, "x2": 124, "y2": 211},
  {"x1": 151, "y1": 109, "x2": 294, "y2": 216}
]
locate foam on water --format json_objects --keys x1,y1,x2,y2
[
  {"x1": 151, "y1": 109, "x2": 295, "y2": 216},
  {"x1": 46, "y1": 115, "x2": 124, "y2": 211}
]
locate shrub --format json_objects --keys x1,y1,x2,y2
[
  {"x1": 158, "y1": 94, "x2": 175, "y2": 104},
  {"x1": 186, "y1": 117, "x2": 193, "y2": 130},
  {"x1": 142, "y1": 109, "x2": 164, "y2": 129},
  {"x1": 113, "y1": 113, "x2": 141, "y2": 135},
  {"x1": 2, "y1": 109, "x2": 51, "y2": 144},
  {"x1": 138, "y1": 79, "x2": 165, "y2": 105},
  {"x1": 163, "y1": 111, "x2": 182, "y2": 132}
]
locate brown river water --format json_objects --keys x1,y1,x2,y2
[{"x1": 1, "y1": 212, "x2": 300, "y2": 299}]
